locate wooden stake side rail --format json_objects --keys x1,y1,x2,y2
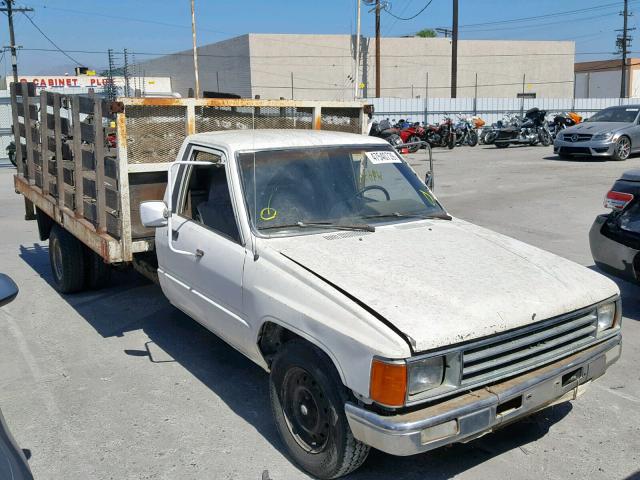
[{"x1": 10, "y1": 82, "x2": 149, "y2": 263}]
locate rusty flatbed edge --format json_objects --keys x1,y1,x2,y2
[
  {"x1": 14, "y1": 175, "x2": 153, "y2": 263},
  {"x1": 117, "y1": 97, "x2": 367, "y2": 109}
]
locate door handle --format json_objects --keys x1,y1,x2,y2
[
  {"x1": 172, "y1": 229, "x2": 179, "y2": 241},
  {"x1": 195, "y1": 249, "x2": 205, "y2": 258}
]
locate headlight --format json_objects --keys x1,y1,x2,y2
[
  {"x1": 596, "y1": 301, "x2": 619, "y2": 332},
  {"x1": 592, "y1": 132, "x2": 614, "y2": 141},
  {"x1": 407, "y1": 356, "x2": 444, "y2": 395}
]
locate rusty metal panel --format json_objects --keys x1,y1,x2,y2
[
  {"x1": 320, "y1": 107, "x2": 363, "y2": 133},
  {"x1": 125, "y1": 104, "x2": 188, "y2": 164},
  {"x1": 194, "y1": 105, "x2": 314, "y2": 133}
]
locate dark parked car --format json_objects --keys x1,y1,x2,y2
[
  {"x1": 0, "y1": 273, "x2": 34, "y2": 480},
  {"x1": 590, "y1": 170, "x2": 640, "y2": 282}
]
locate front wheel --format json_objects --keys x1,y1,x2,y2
[
  {"x1": 539, "y1": 129, "x2": 552, "y2": 147},
  {"x1": 447, "y1": 133, "x2": 456, "y2": 149},
  {"x1": 269, "y1": 340, "x2": 370, "y2": 479},
  {"x1": 612, "y1": 136, "x2": 631, "y2": 161},
  {"x1": 467, "y1": 130, "x2": 478, "y2": 147},
  {"x1": 408, "y1": 135, "x2": 421, "y2": 153}
]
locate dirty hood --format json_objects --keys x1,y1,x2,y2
[{"x1": 268, "y1": 219, "x2": 619, "y2": 352}]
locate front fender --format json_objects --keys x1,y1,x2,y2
[{"x1": 243, "y1": 242, "x2": 411, "y2": 399}]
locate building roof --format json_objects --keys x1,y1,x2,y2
[
  {"x1": 188, "y1": 129, "x2": 388, "y2": 151},
  {"x1": 575, "y1": 59, "x2": 640, "y2": 73}
]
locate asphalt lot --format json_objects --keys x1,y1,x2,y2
[{"x1": 1, "y1": 145, "x2": 639, "y2": 480}]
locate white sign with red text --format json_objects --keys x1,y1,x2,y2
[{"x1": 6, "y1": 75, "x2": 172, "y2": 94}]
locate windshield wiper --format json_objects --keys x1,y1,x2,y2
[
  {"x1": 261, "y1": 221, "x2": 376, "y2": 232},
  {"x1": 362, "y1": 212, "x2": 452, "y2": 221}
]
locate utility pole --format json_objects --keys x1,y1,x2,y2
[
  {"x1": 451, "y1": 0, "x2": 458, "y2": 98},
  {"x1": 354, "y1": 0, "x2": 362, "y2": 99},
  {"x1": 190, "y1": 0, "x2": 200, "y2": 99},
  {"x1": 375, "y1": 0, "x2": 381, "y2": 98},
  {"x1": 617, "y1": 0, "x2": 634, "y2": 98},
  {"x1": 0, "y1": 0, "x2": 34, "y2": 84}
]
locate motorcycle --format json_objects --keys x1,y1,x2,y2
[
  {"x1": 454, "y1": 116, "x2": 479, "y2": 147},
  {"x1": 494, "y1": 108, "x2": 552, "y2": 148},
  {"x1": 548, "y1": 111, "x2": 582, "y2": 139},
  {"x1": 399, "y1": 122, "x2": 426, "y2": 153},
  {"x1": 480, "y1": 113, "x2": 519, "y2": 145},
  {"x1": 369, "y1": 118, "x2": 403, "y2": 148},
  {"x1": 425, "y1": 117, "x2": 456, "y2": 149}
]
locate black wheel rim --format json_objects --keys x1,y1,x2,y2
[{"x1": 281, "y1": 367, "x2": 332, "y2": 453}]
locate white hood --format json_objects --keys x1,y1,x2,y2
[{"x1": 267, "y1": 218, "x2": 619, "y2": 352}]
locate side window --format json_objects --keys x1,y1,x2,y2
[{"x1": 178, "y1": 150, "x2": 241, "y2": 243}]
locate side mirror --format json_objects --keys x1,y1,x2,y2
[
  {"x1": 140, "y1": 201, "x2": 168, "y2": 228},
  {"x1": 425, "y1": 171, "x2": 434, "y2": 190},
  {"x1": 0, "y1": 273, "x2": 18, "y2": 307}
]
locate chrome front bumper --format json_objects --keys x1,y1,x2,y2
[{"x1": 345, "y1": 336, "x2": 621, "y2": 456}]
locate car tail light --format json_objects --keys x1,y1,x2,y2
[{"x1": 605, "y1": 191, "x2": 634, "y2": 211}]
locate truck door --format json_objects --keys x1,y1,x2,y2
[{"x1": 156, "y1": 146, "x2": 250, "y2": 352}]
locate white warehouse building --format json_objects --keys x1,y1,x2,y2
[{"x1": 135, "y1": 34, "x2": 576, "y2": 100}]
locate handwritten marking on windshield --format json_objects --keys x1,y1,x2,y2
[{"x1": 420, "y1": 189, "x2": 436, "y2": 206}]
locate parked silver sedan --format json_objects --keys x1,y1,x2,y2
[{"x1": 553, "y1": 105, "x2": 640, "y2": 160}]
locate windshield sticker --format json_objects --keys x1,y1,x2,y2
[
  {"x1": 365, "y1": 151, "x2": 401, "y2": 164},
  {"x1": 627, "y1": 108, "x2": 639, "y2": 111},
  {"x1": 420, "y1": 189, "x2": 436, "y2": 206}
]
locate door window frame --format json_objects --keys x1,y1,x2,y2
[{"x1": 173, "y1": 143, "x2": 246, "y2": 246}]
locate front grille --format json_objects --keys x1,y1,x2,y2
[
  {"x1": 460, "y1": 309, "x2": 598, "y2": 386},
  {"x1": 562, "y1": 133, "x2": 592, "y2": 142},
  {"x1": 559, "y1": 146, "x2": 591, "y2": 155}
]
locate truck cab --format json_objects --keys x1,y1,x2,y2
[{"x1": 140, "y1": 129, "x2": 622, "y2": 479}]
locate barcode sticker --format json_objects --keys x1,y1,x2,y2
[{"x1": 365, "y1": 151, "x2": 401, "y2": 164}]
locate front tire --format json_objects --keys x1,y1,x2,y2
[
  {"x1": 467, "y1": 130, "x2": 478, "y2": 147},
  {"x1": 613, "y1": 136, "x2": 631, "y2": 161},
  {"x1": 269, "y1": 340, "x2": 369, "y2": 479},
  {"x1": 49, "y1": 225, "x2": 86, "y2": 293}
]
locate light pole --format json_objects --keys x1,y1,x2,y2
[{"x1": 190, "y1": 0, "x2": 200, "y2": 99}]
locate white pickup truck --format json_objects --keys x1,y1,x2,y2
[
  {"x1": 136, "y1": 130, "x2": 622, "y2": 478},
  {"x1": 12, "y1": 88, "x2": 622, "y2": 479}
]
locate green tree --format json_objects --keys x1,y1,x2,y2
[{"x1": 416, "y1": 28, "x2": 437, "y2": 38}]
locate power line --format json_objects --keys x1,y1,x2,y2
[
  {"x1": 460, "y1": 1, "x2": 638, "y2": 28},
  {"x1": 20, "y1": 12, "x2": 82, "y2": 65},
  {"x1": 383, "y1": 0, "x2": 433, "y2": 21}
]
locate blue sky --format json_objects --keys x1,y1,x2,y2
[{"x1": 1, "y1": 0, "x2": 634, "y2": 75}]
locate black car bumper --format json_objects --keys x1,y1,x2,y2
[{"x1": 589, "y1": 214, "x2": 640, "y2": 282}]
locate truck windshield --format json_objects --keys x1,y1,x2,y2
[
  {"x1": 237, "y1": 145, "x2": 446, "y2": 234},
  {"x1": 587, "y1": 107, "x2": 639, "y2": 123}
]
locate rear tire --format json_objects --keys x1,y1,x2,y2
[
  {"x1": 84, "y1": 247, "x2": 112, "y2": 290},
  {"x1": 269, "y1": 340, "x2": 370, "y2": 479},
  {"x1": 49, "y1": 225, "x2": 86, "y2": 293}
]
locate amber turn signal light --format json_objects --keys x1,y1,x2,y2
[{"x1": 370, "y1": 359, "x2": 407, "y2": 407}]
